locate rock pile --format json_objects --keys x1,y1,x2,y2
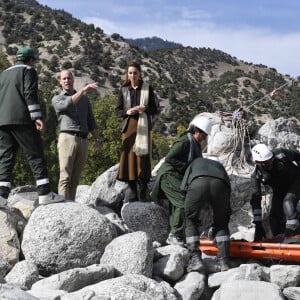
[{"x1": 0, "y1": 114, "x2": 300, "y2": 299}]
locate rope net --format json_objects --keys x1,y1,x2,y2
[{"x1": 219, "y1": 108, "x2": 253, "y2": 174}]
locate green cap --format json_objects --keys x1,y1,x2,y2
[{"x1": 16, "y1": 47, "x2": 36, "y2": 60}]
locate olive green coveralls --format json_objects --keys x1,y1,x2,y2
[
  {"x1": 151, "y1": 133, "x2": 202, "y2": 238},
  {"x1": 181, "y1": 157, "x2": 232, "y2": 260}
]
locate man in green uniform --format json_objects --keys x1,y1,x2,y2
[
  {"x1": 181, "y1": 156, "x2": 232, "y2": 272},
  {"x1": 0, "y1": 47, "x2": 64, "y2": 205},
  {"x1": 151, "y1": 115, "x2": 212, "y2": 245}
]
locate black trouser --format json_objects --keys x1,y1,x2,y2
[
  {"x1": 270, "y1": 181, "x2": 300, "y2": 235},
  {"x1": 0, "y1": 124, "x2": 50, "y2": 198},
  {"x1": 185, "y1": 177, "x2": 231, "y2": 256}
]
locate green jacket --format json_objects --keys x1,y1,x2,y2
[
  {"x1": 0, "y1": 63, "x2": 42, "y2": 125},
  {"x1": 151, "y1": 133, "x2": 202, "y2": 202},
  {"x1": 180, "y1": 157, "x2": 231, "y2": 191}
]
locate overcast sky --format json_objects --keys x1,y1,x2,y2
[{"x1": 38, "y1": 0, "x2": 300, "y2": 77}]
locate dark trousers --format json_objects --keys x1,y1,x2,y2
[
  {"x1": 0, "y1": 124, "x2": 50, "y2": 198},
  {"x1": 270, "y1": 183, "x2": 300, "y2": 235},
  {"x1": 185, "y1": 177, "x2": 231, "y2": 252}
]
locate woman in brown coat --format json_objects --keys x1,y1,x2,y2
[{"x1": 115, "y1": 61, "x2": 158, "y2": 202}]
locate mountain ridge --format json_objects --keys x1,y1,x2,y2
[
  {"x1": 125, "y1": 36, "x2": 183, "y2": 51},
  {"x1": 0, "y1": 0, "x2": 299, "y2": 133}
]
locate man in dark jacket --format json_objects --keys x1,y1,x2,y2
[
  {"x1": 251, "y1": 143, "x2": 300, "y2": 241},
  {"x1": 151, "y1": 115, "x2": 212, "y2": 246},
  {"x1": 181, "y1": 157, "x2": 232, "y2": 273},
  {"x1": 0, "y1": 47, "x2": 64, "y2": 205}
]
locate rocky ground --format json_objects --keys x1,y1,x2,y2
[{"x1": 0, "y1": 113, "x2": 300, "y2": 299}]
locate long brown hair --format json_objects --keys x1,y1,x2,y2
[{"x1": 122, "y1": 61, "x2": 142, "y2": 86}]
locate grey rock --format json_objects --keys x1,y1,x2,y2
[
  {"x1": 270, "y1": 265, "x2": 300, "y2": 289},
  {"x1": 0, "y1": 283, "x2": 39, "y2": 300},
  {"x1": 75, "y1": 185, "x2": 91, "y2": 205},
  {"x1": 5, "y1": 260, "x2": 39, "y2": 290},
  {"x1": 283, "y1": 287, "x2": 300, "y2": 300},
  {"x1": 121, "y1": 201, "x2": 169, "y2": 244},
  {"x1": 28, "y1": 288, "x2": 67, "y2": 300},
  {"x1": 96, "y1": 206, "x2": 131, "y2": 235},
  {"x1": 61, "y1": 274, "x2": 178, "y2": 300},
  {"x1": 257, "y1": 117, "x2": 300, "y2": 150},
  {"x1": 89, "y1": 164, "x2": 125, "y2": 208},
  {"x1": 212, "y1": 280, "x2": 284, "y2": 300},
  {"x1": 0, "y1": 208, "x2": 20, "y2": 266},
  {"x1": 153, "y1": 252, "x2": 185, "y2": 282},
  {"x1": 10, "y1": 186, "x2": 37, "y2": 194},
  {"x1": 174, "y1": 271, "x2": 206, "y2": 300},
  {"x1": 0, "y1": 260, "x2": 10, "y2": 282},
  {"x1": 21, "y1": 202, "x2": 117, "y2": 275},
  {"x1": 154, "y1": 244, "x2": 190, "y2": 265},
  {"x1": 208, "y1": 263, "x2": 270, "y2": 288},
  {"x1": 100, "y1": 231, "x2": 153, "y2": 277},
  {"x1": 31, "y1": 264, "x2": 115, "y2": 292}
]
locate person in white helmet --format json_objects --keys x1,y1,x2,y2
[
  {"x1": 151, "y1": 115, "x2": 212, "y2": 246},
  {"x1": 251, "y1": 143, "x2": 300, "y2": 241}
]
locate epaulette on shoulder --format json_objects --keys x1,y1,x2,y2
[
  {"x1": 4, "y1": 64, "x2": 31, "y2": 72},
  {"x1": 275, "y1": 152, "x2": 286, "y2": 160}
]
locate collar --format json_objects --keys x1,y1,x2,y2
[{"x1": 60, "y1": 89, "x2": 77, "y2": 96}]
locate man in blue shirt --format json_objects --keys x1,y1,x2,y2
[{"x1": 52, "y1": 70, "x2": 101, "y2": 200}]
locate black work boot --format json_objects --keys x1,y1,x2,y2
[
  {"x1": 284, "y1": 222, "x2": 299, "y2": 237},
  {"x1": 215, "y1": 230, "x2": 231, "y2": 272},
  {"x1": 284, "y1": 228, "x2": 295, "y2": 237},
  {"x1": 187, "y1": 251, "x2": 205, "y2": 273}
]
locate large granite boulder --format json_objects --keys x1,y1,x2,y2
[{"x1": 21, "y1": 202, "x2": 117, "y2": 275}]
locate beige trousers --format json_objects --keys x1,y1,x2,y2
[{"x1": 58, "y1": 133, "x2": 89, "y2": 200}]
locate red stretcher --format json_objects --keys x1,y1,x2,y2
[{"x1": 199, "y1": 237, "x2": 300, "y2": 262}]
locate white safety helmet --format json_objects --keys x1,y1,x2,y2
[
  {"x1": 190, "y1": 116, "x2": 212, "y2": 135},
  {"x1": 251, "y1": 144, "x2": 273, "y2": 162}
]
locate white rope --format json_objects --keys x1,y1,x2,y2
[
  {"x1": 245, "y1": 81, "x2": 289, "y2": 111},
  {"x1": 220, "y1": 80, "x2": 290, "y2": 173},
  {"x1": 218, "y1": 112, "x2": 253, "y2": 175}
]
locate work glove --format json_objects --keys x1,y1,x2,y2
[{"x1": 254, "y1": 223, "x2": 266, "y2": 242}]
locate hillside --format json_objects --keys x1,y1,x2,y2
[
  {"x1": 0, "y1": 0, "x2": 300, "y2": 136},
  {"x1": 125, "y1": 36, "x2": 183, "y2": 51}
]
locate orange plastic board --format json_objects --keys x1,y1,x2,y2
[{"x1": 199, "y1": 238, "x2": 300, "y2": 262}]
